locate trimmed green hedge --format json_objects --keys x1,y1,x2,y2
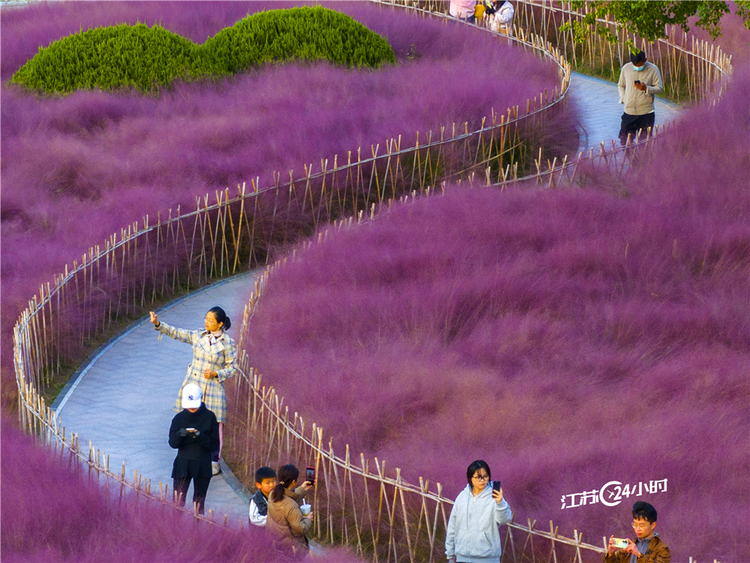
[
  {"x1": 11, "y1": 23, "x2": 212, "y2": 94},
  {"x1": 201, "y1": 6, "x2": 396, "y2": 74},
  {"x1": 10, "y1": 7, "x2": 396, "y2": 95}
]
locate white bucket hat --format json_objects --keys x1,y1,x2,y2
[{"x1": 182, "y1": 383, "x2": 202, "y2": 409}]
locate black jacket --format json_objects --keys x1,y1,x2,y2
[{"x1": 168, "y1": 403, "x2": 219, "y2": 478}]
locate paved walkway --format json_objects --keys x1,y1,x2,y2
[
  {"x1": 52, "y1": 272, "x2": 262, "y2": 526},
  {"x1": 48, "y1": 72, "x2": 682, "y2": 529},
  {"x1": 570, "y1": 73, "x2": 681, "y2": 153}
]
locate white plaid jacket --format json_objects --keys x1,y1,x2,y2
[{"x1": 156, "y1": 322, "x2": 237, "y2": 422}]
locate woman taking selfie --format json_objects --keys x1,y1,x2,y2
[
  {"x1": 445, "y1": 459, "x2": 512, "y2": 563},
  {"x1": 150, "y1": 306, "x2": 236, "y2": 475},
  {"x1": 267, "y1": 464, "x2": 313, "y2": 561}
]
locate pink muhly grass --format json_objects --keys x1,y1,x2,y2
[
  {"x1": 1, "y1": 0, "x2": 566, "y2": 392},
  {"x1": 0, "y1": 3, "x2": 567, "y2": 559},
  {"x1": 240, "y1": 69, "x2": 750, "y2": 561},
  {"x1": 1, "y1": 417, "x2": 362, "y2": 562}
]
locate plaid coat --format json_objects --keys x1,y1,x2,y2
[{"x1": 156, "y1": 322, "x2": 237, "y2": 423}]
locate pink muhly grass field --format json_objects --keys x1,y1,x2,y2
[
  {"x1": 1, "y1": 3, "x2": 569, "y2": 560},
  {"x1": 0, "y1": 418, "x2": 362, "y2": 562},
  {"x1": 0, "y1": 0, "x2": 564, "y2": 388},
  {"x1": 241, "y1": 69, "x2": 750, "y2": 561}
]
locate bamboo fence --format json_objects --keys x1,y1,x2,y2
[
  {"x1": 399, "y1": 0, "x2": 732, "y2": 104},
  {"x1": 510, "y1": 0, "x2": 732, "y2": 104},
  {"x1": 16, "y1": 375, "x2": 235, "y2": 526},
  {"x1": 495, "y1": 120, "x2": 673, "y2": 189},
  {"x1": 11, "y1": 1, "x2": 732, "y2": 561},
  {"x1": 225, "y1": 250, "x2": 612, "y2": 563}
]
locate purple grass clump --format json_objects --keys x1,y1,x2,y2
[
  {"x1": 240, "y1": 68, "x2": 750, "y2": 561},
  {"x1": 1, "y1": 4, "x2": 569, "y2": 561},
  {"x1": 1, "y1": 0, "x2": 566, "y2": 398},
  {"x1": 1, "y1": 416, "x2": 363, "y2": 562}
]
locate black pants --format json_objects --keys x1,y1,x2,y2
[
  {"x1": 174, "y1": 475, "x2": 211, "y2": 515},
  {"x1": 619, "y1": 112, "x2": 655, "y2": 145}
]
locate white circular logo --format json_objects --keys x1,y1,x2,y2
[{"x1": 599, "y1": 481, "x2": 623, "y2": 507}]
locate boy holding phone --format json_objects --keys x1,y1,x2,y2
[{"x1": 605, "y1": 501, "x2": 671, "y2": 563}]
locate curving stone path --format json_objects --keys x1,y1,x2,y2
[
  {"x1": 52, "y1": 272, "x2": 262, "y2": 525},
  {"x1": 48, "y1": 72, "x2": 682, "y2": 528},
  {"x1": 571, "y1": 72, "x2": 681, "y2": 153}
]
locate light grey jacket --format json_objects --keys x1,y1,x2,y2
[
  {"x1": 618, "y1": 61, "x2": 664, "y2": 116},
  {"x1": 445, "y1": 483, "x2": 512, "y2": 563}
]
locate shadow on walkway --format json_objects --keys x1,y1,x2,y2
[
  {"x1": 53, "y1": 272, "x2": 261, "y2": 526},
  {"x1": 50, "y1": 74, "x2": 683, "y2": 529}
]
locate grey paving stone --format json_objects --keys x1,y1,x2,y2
[
  {"x1": 45, "y1": 69, "x2": 686, "y2": 535},
  {"x1": 53, "y1": 272, "x2": 262, "y2": 528},
  {"x1": 569, "y1": 72, "x2": 682, "y2": 153}
]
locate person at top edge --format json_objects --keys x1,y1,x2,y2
[
  {"x1": 483, "y1": 0, "x2": 514, "y2": 35},
  {"x1": 450, "y1": 0, "x2": 477, "y2": 23}
]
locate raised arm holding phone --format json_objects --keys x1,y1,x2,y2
[{"x1": 150, "y1": 306, "x2": 236, "y2": 475}]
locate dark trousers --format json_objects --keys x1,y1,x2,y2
[
  {"x1": 174, "y1": 475, "x2": 211, "y2": 515},
  {"x1": 451, "y1": 14, "x2": 475, "y2": 24},
  {"x1": 619, "y1": 112, "x2": 655, "y2": 145}
]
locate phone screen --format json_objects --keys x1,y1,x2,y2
[{"x1": 306, "y1": 467, "x2": 315, "y2": 485}]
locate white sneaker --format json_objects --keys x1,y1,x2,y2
[{"x1": 212, "y1": 461, "x2": 221, "y2": 476}]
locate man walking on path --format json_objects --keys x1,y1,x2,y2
[{"x1": 618, "y1": 49, "x2": 663, "y2": 145}]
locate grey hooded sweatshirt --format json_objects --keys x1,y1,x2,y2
[{"x1": 445, "y1": 483, "x2": 512, "y2": 563}]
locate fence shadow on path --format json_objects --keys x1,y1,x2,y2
[{"x1": 12, "y1": 0, "x2": 732, "y2": 559}]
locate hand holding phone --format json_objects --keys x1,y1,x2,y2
[
  {"x1": 611, "y1": 538, "x2": 629, "y2": 549},
  {"x1": 491, "y1": 480, "x2": 503, "y2": 503}
]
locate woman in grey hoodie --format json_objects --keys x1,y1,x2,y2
[{"x1": 445, "y1": 460, "x2": 513, "y2": 563}]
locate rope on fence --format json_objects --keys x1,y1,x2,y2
[
  {"x1": 12, "y1": 1, "x2": 732, "y2": 561},
  {"x1": 14, "y1": 369, "x2": 237, "y2": 528},
  {"x1": 225, "y1": 213, "x2": 611, "y2": 562}
]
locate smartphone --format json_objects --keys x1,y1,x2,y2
[
  {"x1": 306, "y1": 466, "x2": 315, "y2": 486},
  {"x1": 634, "y1": 80, "x2": 641, "y2": 85},
  {"x1": 492, "y1": 480, "x2": 502, "y2": 492},
  {"x1": 611, "y1": 538, "x2": 629, "y2": 549}
]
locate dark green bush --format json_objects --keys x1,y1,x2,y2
[
  {"x1": 201, "y1": 6, "x2": 396, "y2": 73},
  {"x1": 10, "y1": 7, "x2": 396, "y2": 95},
  {"x1": 11, "y1": 23, "x2": 213, "y2": 94}
]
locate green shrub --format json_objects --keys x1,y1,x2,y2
[
  {"x1": 10, "y1": 8, "x2": 396, "y2": 95},
  {"x1": 201, "y1": 6, "x2": 396, "y2": 74},
  {"x1": 11, "y1": 23, "x2": 213, "y2": 94}
]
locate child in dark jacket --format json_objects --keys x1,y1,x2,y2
[
  {"x1": 249, "y1": 466, "x2": 277, "y2": 526},
  {"x1": 168, "y1": 383, "x2": 219, "y2": 515}
]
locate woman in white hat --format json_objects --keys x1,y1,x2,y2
[{"x1": 168, "y1": 383, "x2": 219, "y2": 515}]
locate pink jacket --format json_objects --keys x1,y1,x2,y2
[{"x1": 450, "y1": 0, "x2": 476, "y2": 18}]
